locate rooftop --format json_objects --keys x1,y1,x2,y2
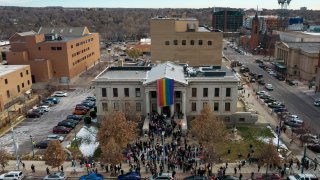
[
  {"x1": 284, "y1": 42, "x2": 320, "y2": 53},
  {"x1": 0, "y1": 65, "x2": 29, "y2": 77},
  {"x1": 94, "y1": 62, "x2": 239, "y2": 84},
  {"x1": 38, "y1": 27, "x2": 88, "y2": 37},
  {"x1": 152, "y1": 17, "x2": 197, "y2": 21}
]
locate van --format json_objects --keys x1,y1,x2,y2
[{"x1": 287, "y1": 174, "x2": 318, "y2": 180}]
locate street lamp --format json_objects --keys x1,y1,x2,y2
[{"x1": 30, "y1": 135, "x2": 34, "y2": 159}]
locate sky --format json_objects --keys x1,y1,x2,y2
[{"x1": 0, "y1": 0, "x2": 319, "y2": 10}]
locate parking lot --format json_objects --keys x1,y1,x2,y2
[{"x1": 0, "y1": 88, "x2": 93, "y2": 154}]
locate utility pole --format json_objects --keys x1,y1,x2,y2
[
  {"x1": 30, "y1": 135, "x2": 35, "y2": 159},
  {"x1": 301, "y1": 145, "x2": 307, "y2": 173},
  {"x1": 11, "y1": 127, "x2": 20, "y2": 170}
]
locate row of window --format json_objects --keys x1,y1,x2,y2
[
  {"x1": 72, "y1": 52, "x2": 95, "y2": 66},
  {"x1": 51, "y1": 47, "x2": 62, "y2": 51},
  {"x1": 4, "y1": 70, "x2": 29, "y2": 85},
  {"x1": 191, "y1": 88, "x2": 231, "y2": 98},
  {"x1": 165, "y1": 40, "x2": 213, "y2": 46},
  {"x1": 74, "y1": 38, "x2": 94, "y2": 47},
  {"x1": 102, "y1": 102, "x2": 142, "y2": 112},
  {"x1": 71, "y1": 47, "x2": 90, "y2": 58},
  {"x1": 6, "y1": 80, "x2": 31, "y2": 98},
  {"x1": 101, "y1": 88, "x2": 141, "y2": 98},
  {"x1": 191, "y1": 102, "x2": 231, "y2": 112}
]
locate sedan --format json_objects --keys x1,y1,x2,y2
[
  {"x1": 314, "y1": 100, "x2": 320, "y2": 107},
  {"x1": 307, "y1": 144, "x2": 320, "y2": 153},
  {"x1": 265, "y1": 84, "x2": 273, "y2": 91},
  {"x1": 35, "y1": 140, "x2": 49, "y2": 149},
  {"x1": 256, "y1": 91, "x2": 268, "y2": 96},
  {"x1": 86, "y1": 96, "x2": 96, "y2": 102},
  {"x1": 259, "y1": 95, "x2": 271, "y2": 99},
  {"x1": 0, "y1": 171, "x2": 24, "y2": 180},
  {"x1": 53, "y1": 126, "x2": 71, "y2": 134},
  {"x1": 58, "y1": 121, "x2": 76, "y2": 129},
  {"x1": 43, "y1": 172, "x2": 66, "y2": 180},
  {"x1": 61, "y1": 119, "x2": 78, "y2": 125},
  {"x1": 67, "y1": 115, "x2": 82, "y2": 121},
  {"x1": 47, "y1": 135, "x2": 64, "y2": 142},
  {"x1": 47, "y1": 97, "x2": 60, "y2": 104},
  {"x1": 51, "y1": 91, "x2": 68, "y2": 97}
]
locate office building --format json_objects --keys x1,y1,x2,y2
[
  {"x1": 6, "y1": 27, "x2": 100, "y2": 83},
  {"x1": 212, "y1": 9, "x2": 244, "y2": 32}
]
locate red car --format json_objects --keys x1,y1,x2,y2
[{"x1": 53, "y1": 126, "x2": 71, "y2": 134}]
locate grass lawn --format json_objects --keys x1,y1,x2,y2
[{"x1": 215, "y1": 126, "x2": 274, "y2": 162}]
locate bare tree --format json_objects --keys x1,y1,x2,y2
[
  {"x1": 0, "y1": 148, "x2": 10, "y2": 171},
  {"x1": 43, "y1": 140, "x2": 66, "y2": 171},
  {"x1": 257, "y1": 141, "x2": 281, "y2": 174},
  {"x1": 100, "y1": 137, "x2": 124, "y2": 174}
]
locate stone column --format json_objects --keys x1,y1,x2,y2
[
  {"x1": 157, "y1": 106, "x2": 161, "y2": 115},
  {"x1": 182, "y1": 91, "x2": 186, "y2": 117},
  {"x1": 170, "y1": 104, "x2": 174, "y2": 117},
  {"x1": 145, "y1": 91, "x2": 150, "y2": 117}
]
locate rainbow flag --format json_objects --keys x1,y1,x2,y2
[{"x1": 157, "y1": 78, "x2": 174, "y2": 107}]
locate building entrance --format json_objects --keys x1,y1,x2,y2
[{"x1": 162, "y1": 106, "x2": 171, "y2": 117}]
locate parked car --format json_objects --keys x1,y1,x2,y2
[
  {"x1": 257, "y1": 173, "x2": 281, "y2": 180},
  {"x1": 183, "y1": 175, "x2": 208, "y2": 180},
  {"x1": 255, "y1": 59, "x2": 263, "y2": 63},
  {"x1": 75, "y1": 104, "x2": 90, "y2": 111},
  {"x1": 250, "y1": 78, "x2": 256, "y2": 83},
  {"x1": 58, "y1": 121, "x2": 76, "y2": 129},
  {"x1": 81, "y1": 100, "x2": 95, "y2": 108},
  {"x1": 265, "y1": 84, "x2": 273, "y2": 91},
  {"x1": 51, "y1": 91, "x2": 68, "y2": 97},
  {"x1": 43, "y1": 172, "x2": 66, "y2": 180},
  {"x1": 215, "y1": 175, "x2": 239, "y2": 180},
  {"x1": 264, "y1": 98, "x2": 276, "y2": 104},
  {"x1": 314, "y1": 100, "x2": 320, "y2": 107},
  {"x1": 268, "y1": 102, "x2": 285, "y2": 108},
  {"x1": 47, "y1": 135, "x2": 64, "y2": 142},
  {"x1": 273, "y1": 108, "x2": 287, "y2": 113},
  {"x1": 35, "y1": 140, "x2": 49, "y2": 149},
  {"x1": 67, "y1": 115, "x2": 83, "y2": 121},
  {"x1": 256, "y1": 74, "x2": 263, "y2": 79},
  {"x1": 73, "y1": 108, "x2": 88, "y2": 115},
  {"x1": 31, "y1": 108, "x2": 44, "y2": 115},
  {"x1": 256, "y1": 91, "x2": 268, "y2": 96},
  {"x1": 26, "y1": 111, "x2": 41, "y2": 118},
  {"x1": 38, "y1": 105, "x2": 50, "y2": 112},
  {"x1": 47, "y1": 97, "x2": 60, "y2": 104},
  {"x1": 307, "y1": 144, "x2": 320, "y2": 153},
  {"x1": 86, "y1": 96, "x2": 96, "y2": 102},
  {"x1": 259, "y1": 94, "x2": 271, "y2": 99},
  {"x1": 258, "y1": 79, "x2": 266, "y2": 85},
  {"x1": 285, "y1": 119, "x2": 304, "y2": 127},
  {"x1": 287, "y1": 173, "x2": 318, "y2": 180},
  {"x1": 53, "y1": 126, "x2": 71, "y2": 134},
  {"x1": 61, "y1": 119, "x2": 78, "y2": 125},
  {"x1": 286, "y1": 80, "x2": 299, "y2": 86},
  {"x1": 40, "y1": 100, "x2": 54, "y2": 106},
  {"x1": 299, "y1": 134, "x2": 319, "y2": 144},
  {"x1": 0, "y1": 171, "x2": 24, "y2": 180},
  {"x1": 149, "y1": 173, "x2": 174, "y2": 180}
]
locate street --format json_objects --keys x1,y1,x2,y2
[{"x1": 224, "y1": 43, "x2": 320, "y2": 134}]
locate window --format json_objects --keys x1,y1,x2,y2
[
  {"x1": 57, "y1": 47, "x2": 62, "y2": 50},
  {"x1": 165, "y1": 41, "x2": 170, "y2": 45},
  {"x1": 51, "y1": 47, "x2": 57, "y2": 50},
  {"x1": 190, "y1": 40, "x2": 195, "y2": 45},
  {"x1": 124, "y1": 88, "x2": 129, "y2": 97},
  {"x1": 175, "y1": 91, "x2": 181, "y2": 98},
  {"x1": 6, "y1": 90, "x2": 10, "y2": 98},
  {"x1": 192, "y1": 88, "x2": 197, "y2": 97},
  {"x1": 71, "y1": 45, "x2": 73, "y2": 48},
  {"x1": 225, "y1": 102, "x2": 231, "y2": 111},
  {"x1": 26, "y1": 70, "x2": 29, "y2": 75},
  {"x1": 199, "y1": 40, "x2": 203, "y2": 45},
  {"x1": 208, "y1": 41, "x2": 212, "y2": 46},
  {"x1": 17, "y1": 85, "x2": 20, "y2": 93},
  {"x1": 182, "y1": 40, "x2": 186, "y2": 45},
  {"x1": 136, "y1": 102, "x2": 141, "y2": 112},
  {"x1": 113, "y1": 88, "x2": 118, "y2": 97},
  {"x1": 101, "y1": 88, "x2": 107, "y2": 97},
  {"x1": 214, "y1": 102, "x2": 219, "y2": 111},
  {"x1": 173, "y1": 40, "x2": 178, "y2": 45},
  {"x1": 4, "y1": 79, "x2": 8, "y2": 84},
  {"x1": 22, "y1": 83, "x2": 24, "y2": 88},
  {"x1": 114, "y1": 102, "x2": 119, "y2": 111},
  {"x1": 203, "y1": 88, "x2": 208, "y2": 97},
  {"x1": 151, "y1": 91, "x2": 157, "y2": 98},
  {"x1": 38, "y1": 47, "x2": 41, "y2": 51},
  {"x1": 20, "y1": 72, "x2": 23, "y2": 77},
  {"x1": 135, "y1": 88, "x2": 141, "y2": 97},
  {"x1": 226, "y1": 88, "x2": 231, "y2": 97},
  {"x1": 102, "y1": 103, "x2": 108, "y2": 111},
  {"x1": 191, "y1": 102, "x2": 197, "y2": 112},
  {"x1": 27, "y1": 80, "x2": 30, "y2": 85},
  {"x1": 214, "y1": 88, "x2": 219, "y2": 97}
]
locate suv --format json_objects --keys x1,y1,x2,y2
[
  {"x1": 0, "y1": 171, "x2": 24, "y2": 180},
  {"x1": 26, "y1": 111, "x2": 41, "y2": 118},
  {"x1": 47, "y1": 97, "x2": 60, "y2": 104},
  {"x1": 149, "y1": 173, "x2": 174, "y2": 180},
  {"x1": 287, "y1": 174, "x2": 318, "y2": 180}
]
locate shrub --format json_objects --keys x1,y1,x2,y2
[
  {"x1": 90, "y1": 111, "x2": 97, "y2": 118},
  {"x1": 94, "y1": 106, "x2": 97, "y2": 112},
  {"x1": 84, "y1": 116, "x2": 92, "y2": 124},
  {"x1": 93, "y1": 147, "x2": 102, "y2": 160}
]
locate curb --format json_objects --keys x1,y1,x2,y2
[{"x1": 0, "y1": 115, "x2": 25, "y2": 137}]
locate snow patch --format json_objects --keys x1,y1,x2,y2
[
  {"x1": 76, "y1": 126, "x2": 99, "y2": 157},
  {"x1": 257, "y1": 126, "x2": 288, "y2": 150}
]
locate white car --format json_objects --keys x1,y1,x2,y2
[
  {"x1": 43, "y1": 172, "x2": 66, "y2": 180},
  {"x1": 288, "y1": 174, "x2": 317, "y2": 180},
  {"x1": 265, "y1": 84, "x2": 273, "y2": 91},
  {"x1": 32, "y1": 105, "x2": 50, "y2": 112},
  {"x1": 47, "y1": 135, "x2": 64, "y2": 142},
  {"x1": 51, "y1": 91, "x2": 67, "y2": 97},
  {"x1": 0, "y1": 171, "x2": 24, "y2": 180}
]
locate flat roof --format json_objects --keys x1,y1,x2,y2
[
  {"x1": 152, "y1": 17, "x2": 197, "y2": 21},
  {"x1": 96, "y1": 67, "x2": 149, "y2": 81},
  {"x1": 0, "y1": 65, "x2": 29, "y2": 77},
  {"x1": 285, "y1": 42, "x2": 320, "y2": 53}
]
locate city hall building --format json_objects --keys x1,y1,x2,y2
[{"x1": 93, "y1": 62, "x2": 241, "y2": 124}]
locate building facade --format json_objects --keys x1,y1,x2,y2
[
  {"x1": 150, "y1": 18, "x2": 223, "y2": 66},
  {"x1": 6, "y1": 27, "x2": 100, "y2": 83},
  {"x1": 93, "y1": 62, "x2": 240, "y2": 123},
  {"x1": 0, "y1": 65, "x2": 32, "y2": 112},
  {"x1": 275, "y1": 42, "x2": 320, "y2": 81},
  {"x1": 212, "y1": 10, "x2": 244, "y2": 32}
]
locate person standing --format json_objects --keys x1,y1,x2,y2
[
  {"x1": 31, "y1": 164, "x2": 35, "y2": 173},
  {"x1": 60, "y1": 165, "x2": 64, "y2": 172},
  {"x1": 46, "y1": 167, "x2": 50, "y2": 175},
  {"x1": 239, "y1": 173, "x2": 243, "y2": 180},
  {"x1": 234, "y1": 167, "x2": 237, "y2": 174},
  {"x1": 251, "y1": 172, "x2": 254, "y2": 180}
]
